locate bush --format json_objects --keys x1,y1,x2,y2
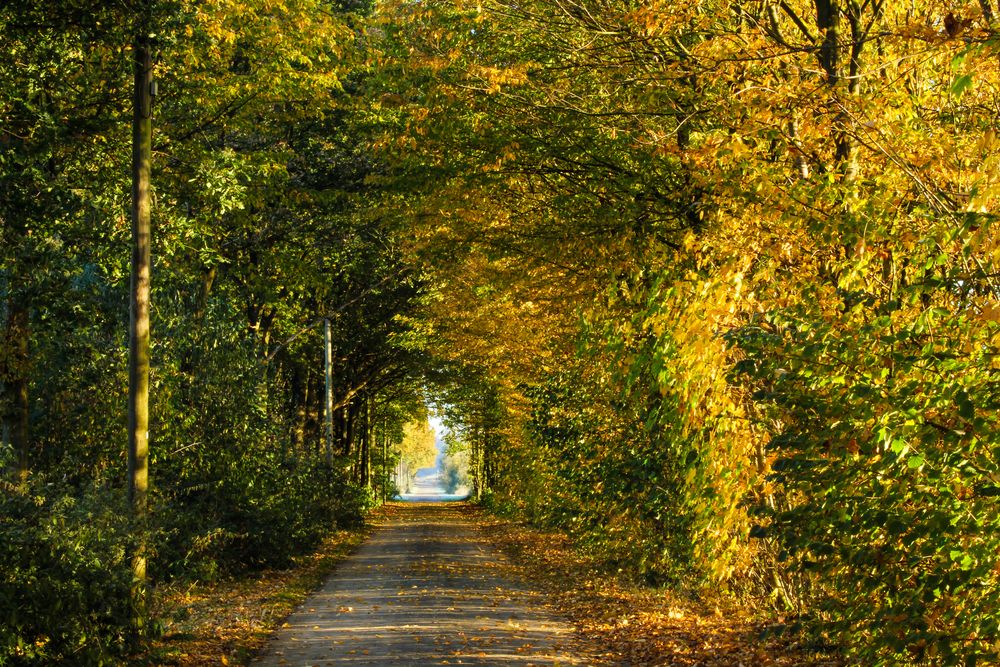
[
  {"x1": 155, "y1": 455, "x2": 370, "y2": 579},
  {"x1": 0, "y1": 480, "x2": 136, "y2": 666},
  {"x1": 732, "y1": 271, "x2": 1000, "y2": 664},
  {"x1": 441, "y1": 458, "x2": 466, "y2": 494},
  {"x1": 510, "y1": 369, "x2": 696, "y2": 586}
]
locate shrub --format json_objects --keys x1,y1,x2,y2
[
  {"x1": 0, "y1": 480, "x2": 136, "y2": 666},
  {"x1": 732, "y1": 269, "x2": 1000, "y2": 664},
  {"x1": 155, "y1": 455, "x2": 370, "y2": 579}
]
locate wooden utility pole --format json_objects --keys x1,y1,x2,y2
[
  {"x1": 360, "y1": 395, "x2": 371, "y2": 488},
  {"x1": 323, "y1": 318, "x2": 333, "y2": 466},
  {"x1": 128, "y1": 28, "x2": 153, "y2": 633}
]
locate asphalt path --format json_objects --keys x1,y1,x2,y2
[{"x1": 252, "y1": 493, "x2": 594, "y2": 666}]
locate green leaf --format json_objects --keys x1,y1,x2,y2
[
  {"x1": 957, "y1": 389, "x2": 975, "y2": 422},
  {"x1": 952, "y1": 74, "x2": 974, "y2": 97}
]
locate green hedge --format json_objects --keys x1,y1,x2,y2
[{"x1": 0, "y1": 482, "x2": 135, "y2": 666}]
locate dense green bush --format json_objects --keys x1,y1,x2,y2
[
  {"x1": 441, "y1": 458, "x2": 465, "y2": 494},
  {"x1": 503, "y1": 366, "x2": 695, "y2": 585},
  {"x1": 732, "y1": 244, "x2": 1000, "y2": 664},
  {"x1": 214, "y1": 459, "x2": 370, "y2": 569},
  {"x1": 0, "y1": 481, "x2": 136, "y2": 666},
  {"x1": 154, "y1": 456, "x2": 371, "y2": 580},
  {"x1": 0, "y1": 466, "x2": 374, "y2": 666}
]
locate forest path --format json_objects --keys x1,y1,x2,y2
[{"x1": 252, "y1": 501, "x2": 599, "y2": 666}]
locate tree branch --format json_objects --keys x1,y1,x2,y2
[
  {"x1": 981, "y1": 0, "x2": 996, "y2": 23},
  {"x1": 778, "y1": 0, "x2": 818, "y2": 43}
]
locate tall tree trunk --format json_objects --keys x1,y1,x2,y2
[
  {"x1": 816, "y1": 0, "x2": 862, "y2": 182},
  {"x1": 471, "y1": 424, "x2": 482, "y2": 501},
  {"x1": 128, "y1": 29, "x2": 153, "y2": 635},
  {"x1": 309, "y1": 370, "x2": 323, "y2": 457},
  {"x1": 192, "y1": 265, "x2": 216, "y2": 324},
  {"x1": 334, "y1": 404, "x2": 344, "y2": 456},
  {"x1": 12, "y1": 306, "x2": 27, "y2": 486},
  {"x1": 290, "y1": 363, "x2": 308, "y2": 456},
  {"x1": 2, "y1": 298, "x2": 29, "y2": 485},
  {"x1": 344, "y1": 399, "x2": 357, "y2": 459},
  {"x1": 484, "y1": 432, "x2": 495, "y2": 491}
]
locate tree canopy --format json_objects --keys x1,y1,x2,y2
[{"x1": 1, "y1": 0, "x2": 999, "y2": 664}]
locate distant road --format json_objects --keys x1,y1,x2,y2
[
  {"x1": 252, "y1": 502, "x2": 597, "y2": 666},
  {"x1": 399, "y1": 471, "x2": 469, "y2": 503}
]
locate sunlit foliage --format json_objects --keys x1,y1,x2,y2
[
  {"x1": 2, "y1": 0, "x2": 999, "y2": 663},
  {"x1": 372, "y1": 0, "x2": 1000, "y2": 663}
]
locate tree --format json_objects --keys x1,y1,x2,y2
[
  {"x1": 368, "y1": 0, "x2": 1000, "y2": 660},
  {"x1": 127, "y1": 14, "x2": 154, "y2": 632},
  {"x1": 395, "y1": 417, "x2": 436, "y2": 492}
]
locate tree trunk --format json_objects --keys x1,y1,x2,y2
[
  {"x1": 290, "y1": 363, "x2": 308, "y2": 457},
  {"x1": 191, "y1": 265, "x2": 216, "y2": 326},
  {"x1": 334, "y1": 404, "x2": 344, "y2": 456},
  {"x1": 484, "y1": 432, "x2": 496, "y2": 491},
  {"x1": 344, "y1": 399, "x2": 358, "y2": 459},
  {"x1": 471, "y1": 424, "x2": 482, "y2": 501},
  {"x1": 2, "y1": 298, "x2": 29, "y2": 485},
  {"x1": 815, "y1": 0, "x2": 862, "y2": 183},
  {"x1": 981, "y1": 0, "x2": 995, "y2": 24},
  {"x1": 12, "y1": 308, "x2": 28, "y2": 486},
  {"x1": 128, "y1": 30, "x2": 153, "y2": 635}
]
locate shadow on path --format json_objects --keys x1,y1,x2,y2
[{"x1": 253, "y1": 502, "x2": 594, "y2": 666}]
